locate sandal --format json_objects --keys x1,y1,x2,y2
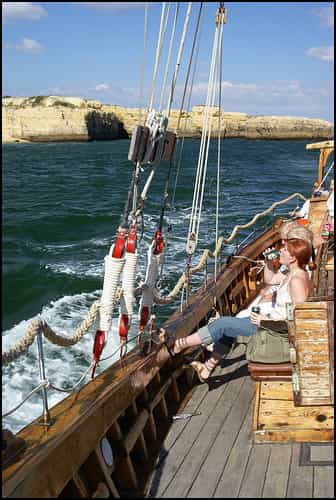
[
  {"x1": 157, "y1": 329, "x2": 189, "y2": 357},
  {"x1": 190, "y1": 356, "x2": 220, "y2": 383}
]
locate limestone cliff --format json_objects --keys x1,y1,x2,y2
[{"x1": 2, "y1": 96, "x2": 333, "y2": 143}]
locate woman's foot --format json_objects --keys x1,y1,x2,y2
[
  {"x1": 190, "y1": 355, "x2": 220, "y2": 382},
  {"x1": 157, "y1": 328, "x2": 190, "y2": 356},
  {"x1": 173, "y1": 337, "x2": 189, "y2": 355}
]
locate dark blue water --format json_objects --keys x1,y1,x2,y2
[
  {"x1": 2, "y1": 138, "x2": 320, "y2": 331},
  {"x1": 2, "y1": 138, "x2": 321, "y2": 432}
]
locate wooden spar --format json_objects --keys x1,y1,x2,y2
[
  {"x1": 306, "y1": 140, "x2": 334, "y2": 187},
  {"x1": 305, "y1": 140, "x2": 334, "y2": 150}
]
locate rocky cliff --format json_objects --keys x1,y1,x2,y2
[{"x1": 2, "y1": 96, "x2": 333, "y2": 143}]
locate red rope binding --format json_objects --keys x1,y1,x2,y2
[
  {"x1": 112, "y1": 227, "x2": 127, "y2": 258},
  {"x1": 126, "y1": 224, "x2": 137, "y2": 253},
  {"x1": 153, "y1": 229, "x2": 164, "y2": 255},
  {"x1": 91, "y1": 329, "x2": 105, "y2": 379}
]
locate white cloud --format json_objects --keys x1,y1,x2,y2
[
  {"x1": 316, "y1": 6, "x2": 334, "y2": 27},
  {"x1": 173, "y1": 78, "x2": 332, "y2": 120},
  {"x1": 94, "y1": 83, "x2": 111, "y2": 92},
  {"x1": 306, "y1": 46, "x2": 334, "y2": 62},
  {"x1": 2, "y1": 2, "x2": 47, "y2": 21},
  {"x1": 74, "y1": 2, "x2": 145, "y2": 11},
  {"x1": 6, "y1": 37, "x2": 45, "y2": 53},
  {"x1": 38, "y1": 78, "x2": 332, "y2": 122}
]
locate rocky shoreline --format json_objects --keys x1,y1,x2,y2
[{"x1": 2, "y1": 96, "x2": 333, "y2": 143}]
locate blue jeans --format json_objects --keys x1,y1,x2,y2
[{"x1": 198, "y1": 316, "x2": 257, "y2": 352}]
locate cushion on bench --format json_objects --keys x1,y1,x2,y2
[{"x1": 248, "y1": 361, "x2": 292, "y2": 381}]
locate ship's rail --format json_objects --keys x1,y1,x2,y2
[
  {"x1": 3, "y1": 223, "x2": 283, "y2": 497},
  {"x1": 2, "y1": 192, "x2": 306, "y2": 429}
]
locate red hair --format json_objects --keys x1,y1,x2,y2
[{"x1": 286, "y1": 238, "x2": 312, "y2": 270}]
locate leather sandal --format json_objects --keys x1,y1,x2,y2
[
  {"x1": 157, "y1": 329, "x2": 189, "y2": 358},
  {"x1": 190, "y1": 357, "x2": 220, "y2": 383}
]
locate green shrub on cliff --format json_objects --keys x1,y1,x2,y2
[
  {"x1": 30, "y1": 96, "x2": 47, "y2": 106},
  {"x1": 52, "y1": 100, "x2": 76, "y2": 108}
]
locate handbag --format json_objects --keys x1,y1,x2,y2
[{"x1": 246, "y1": 324, "x2": 290, "y2": 363}]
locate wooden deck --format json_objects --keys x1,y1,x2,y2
[{"x1": 147, "y1": 345, "x2": 334, "y2": 498}]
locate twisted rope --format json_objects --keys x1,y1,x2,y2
[
  {"x1": 152, "y1": 193, "x2": 306, "y2": 304},
  {"x1": 2, "y1": 193, "x2": 306, "y2": 362},
  {"x1": 2, "y1": 301, "x2": 100, "y2": 365}
]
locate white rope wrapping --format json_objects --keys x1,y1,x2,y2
[
  {"x1": 99, "y1": 247, "x2": 125, "y2": 332},
  {"x1": 118, "y1": 251, "x2": 138, "y2": 326}
]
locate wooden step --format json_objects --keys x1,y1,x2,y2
[{"x1": 252, "y1": 381, "x2": 334, "y2": 443}]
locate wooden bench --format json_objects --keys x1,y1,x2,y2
[
  {"x1": 252, "y1": 298, "x2": 334, "y2": 443},
  {"x1": 248, "y1": 361, "x2": 292, "y2": 381}
]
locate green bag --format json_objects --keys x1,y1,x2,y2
[{"x1": 246, "y1": 326, "x2": 290, "y2": 363}]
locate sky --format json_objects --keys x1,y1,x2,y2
[{"x1": 2, "y1": 2, "x2": 334, "y2": 122}]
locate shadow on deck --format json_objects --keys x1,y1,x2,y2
[{"x1": 147, "y1": 345, "x2": 334, "y2": 498}]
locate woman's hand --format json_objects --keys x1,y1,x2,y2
[{"x1": 250, "y1": 312, "x2": 269, "y2": 326}]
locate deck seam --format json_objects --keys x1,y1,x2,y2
[
  {"x1": 285, "y1": 444, "x2": 294, "y2": 498},
  {"x1": 260, "y1": 445, "x2": 272, "y2": 499},
  {"x1": 163, "y1": 365, "x2": 239, "y2": 496},
  {"x1": 236, "y1": 442, "x2": 254, "y2": 498},
  {"x1": 211, "y1": 387, "x2": 254, "y2": 498},
  {"x1": 155, "y1": 359, "x2": 248, "y2": 497},
  {"x1": 148, "y1": 361, "x2": 234, "y2": 496},
  {"x1": 182, "y1": 366, "x2": 251, "y2": 498}
]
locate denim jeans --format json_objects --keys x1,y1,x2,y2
[{"x1": 198, "y1": 316, "x2": 257, "y2": 349}]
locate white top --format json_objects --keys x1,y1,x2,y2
[
  {"x1": 327, "y1": 191, "x2": 334, "y2": 217},
  {"x1": 269, "y1": 269, "x2": 300, "y2": 320},
  {"x1": 236, "y1": 270, "x2": 301, "y2": 320}
]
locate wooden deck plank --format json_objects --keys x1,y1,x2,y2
[
  {"x1": 149, "y1": 354, "x2": 247, "y2": 498},
  {"x1": 262, "y1": 445, "x2": 292, "y2": 498},
  {"x1": 286, "y1": 443, "x2": 313, "y2": 498},
  {"x1": 187, "y1": 375, "x2": 254, "y2": 498},
  {"x1": 313, "y1": 467, "x2": 334, "y2": 498},
  {"x1": 162, "y1": 362, "x2": 248, "y2": 498},
  {"x1": 162, "y1": 375, "x2": 210, "y2": 451},
  {"x1": 238, "y1": 444, "x2": 271, "y2": 498},
  {"x1": 213, "y1": 403, "x2": 253, "y2": 498},
  {"x1": 148, "y1": 361, "x2": 233, "y2": 497},
  {"x1": 147, "y1": 345, "x2": 333, "y2": 499}
]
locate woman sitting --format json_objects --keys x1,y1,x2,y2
[{"x1": 160, "y1": 237, "x2": 312, "y2": 382}]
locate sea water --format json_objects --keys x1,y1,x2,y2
[{"x1": 2, "y1": 138, "x2": 323, "y2": 433}]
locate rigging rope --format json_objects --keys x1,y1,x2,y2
[
  {"x1": 138, "y1": 2, "x2": 149, "y2": 125},
  {"x1": 316, "y1": 160, "x2": 334, "y2": 191},
  {"x1": 147, "y1": 2, "x2": 170, "y2": 114},
  {"x1": 215, "y1": 9, "x2": 224, "y2": 281},
  {"x1": 175, "y1": 3, "x2": 204, "y2": 134},
  {"x1": 159, "y1": 2, "x2": 180, "y2": 112},
  {"x1": 166, "y1": 2, "x2": 193, "y2": 118},
  {"x1": 186, "y1": 15, "x2": 221, "y2": 255}
]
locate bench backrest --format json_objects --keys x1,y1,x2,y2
[{"x1": 290, "y1": 300, "x2": 333, "y2": 406}]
